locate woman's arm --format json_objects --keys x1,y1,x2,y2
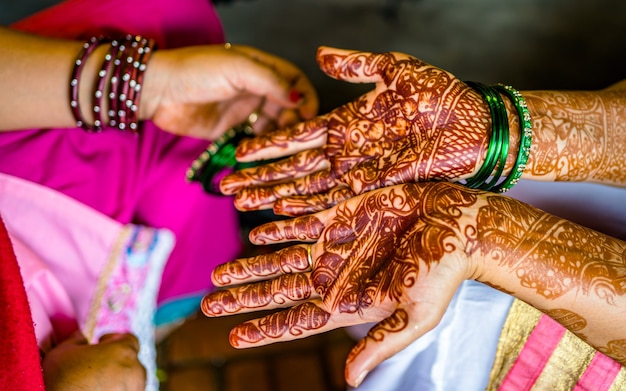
[
  {"x1": 0, "y1": 26, "x2": 90, "y2": 130},
  {"x1": 519, "y1": 84, "x2": 626, "y2": 186},
  {"x1": 0, "y1": 26, "x2": 318, "y2": 138}
]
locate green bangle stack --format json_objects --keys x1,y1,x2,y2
[
  {"x1": 464, "y1": 81, "x2": 510, "y2": 191},
  {"x1": 492, "y1": 84, "x2": 533, "y2": 193},
  {"x1": 463, "y1": 82, "x2": 532, "y2": 193},
  {"x1": 186, "y1": 122, "x2": 255, "y2": 195}
]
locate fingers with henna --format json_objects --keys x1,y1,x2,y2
[
  {"x1": 211, "y1": 245, "x2": 313, "y2": 287},
  {"x1": 273, "y1": 186, "x2": 356, "y2": 217},
  {"x1": 249, "y1": 213, "x2": 326, "y2": 245},
  {"x1": 233, "y1": 168, "x2": 338, "y2": 211},
  {"x1": 220, "y1": 148, "x2": 328, "y2": 195},
  {"x1": 235, "y1": 117, "x2": 328, "y2": 162},
  {"x1": 227, "y1": 300, "x2": 338, "y2": 348},
  {"x1": 201, "y1": 272, "x2": 319, "y2": 316}
]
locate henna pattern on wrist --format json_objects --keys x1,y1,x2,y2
[
  {"x1": 477, "y1": 195, "x2": 626, "y2": 301},
  {"x1": 598, "y1": 339, "x2": 626, "y2": 364},
  {"x1": 524, "y1": 90, "x2": 626, "y2": 184}
]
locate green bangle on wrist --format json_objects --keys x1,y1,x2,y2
[
  {"x1": 464, "y1": 81, "x2": 510, "y2": 191},
  {"x1": 463, "y1": 82, "x2": 532, "y2": 193},
  {"x1": 491, "y1": 84, "x2": 533, "y2": 193}
]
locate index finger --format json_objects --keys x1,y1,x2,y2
[{"x1": 235, "y1": 116, "x2": 328, "y2": 162}]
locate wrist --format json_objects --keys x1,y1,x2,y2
[{"x1": 137, "y1": 50, "x2": 166, "y2": 122}]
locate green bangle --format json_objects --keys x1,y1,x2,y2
[
  {"x1": 186, "y1": 122, "x2": 255, "y2": 195},
  {"x1": 491, "y1": 84, "x2": 533, "y2": 193},
  {"x1": 464, "y1": 82, "x2": 510, "y2": 191}
]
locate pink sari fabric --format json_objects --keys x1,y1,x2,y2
[
  {"x1": 1, "y1": 173, "x2": 174, "y2": 390},
  {"x1": 0, "y1": 0, "x2": 243, "y2": 325}
]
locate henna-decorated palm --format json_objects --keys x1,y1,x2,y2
[
  {"x1": 202, "y1": 182, "x2": 484, "y2": 387},
  {"x1": 219, "y1": 46, "x2": 491, "y2": 216}
]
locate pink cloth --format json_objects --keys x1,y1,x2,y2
[
  {"x1": 0, "y1": 0, "x2": 243, "y2": 322},
  {"x1": 0, "y1": 172, "x2": 174, "y2": 390}
]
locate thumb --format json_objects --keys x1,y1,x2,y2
[
  {"x1": 316, "y1": 46, "x2": 385, "y2": 84},
  {"x1": 344, "y1": 309, "x2": 421, "y2": 388},
  {"x1": 230, "y1": 55, "x2": 298, "y2": 108}
]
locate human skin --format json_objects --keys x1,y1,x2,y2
[
  {"x1": 219, "y1": 47, "x2": 626, "y2": 215},
  {"x1": 201, "y1": 182, "x2": 626, "y2": 387},
  {"x1": 0, "y1": 26, "x2": 319, "y2": 138},
  {"x1": 42, "y1": 332, "x2": 146, "y2": 391}
]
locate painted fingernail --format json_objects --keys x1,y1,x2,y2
[{"x1": 289, "y1": 89, "x2": 303, "y2": 103}]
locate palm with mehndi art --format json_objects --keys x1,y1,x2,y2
[
  {"x1": 203, "y1": 182, "x2": 482, "y2": 388},
  {"x1": 219, "y1": 46, "x2": 491, "y2": 216},
  {"x1": 202, "y1": 180, "x2": 626, "y2": 387}
]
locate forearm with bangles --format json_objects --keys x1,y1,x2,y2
[{"x1": 0, "y1": 28, "x2": 159, "y2": 132}]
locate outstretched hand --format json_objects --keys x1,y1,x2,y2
[
  {"x1": 219, "y1": 46, "x2": 491, "y2": 216},
  {"x1": 202, "y1": 182, "x2": 482, "y2": 387},
  {"x1": 145, "y1": 44, "x2": 319, "y2": 140}
]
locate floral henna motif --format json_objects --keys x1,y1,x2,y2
[{"x1": 524, "y1": 90, "x2": 626, "y2": 184}]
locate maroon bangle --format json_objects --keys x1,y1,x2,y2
[
  {"x1": 117, "y1": 36, "x2": 141, "y2": 131},
  {"x1": 70, "y1": 36, "x2": 104, "y2": 130},
  {"x1": 93, "y1": 39, "x2": 119, "y2": 131},
  {"x1": 125, "y1": 37, "x2": 156, "y2": 132},
  {"x1": 108, "y1": 35, "x2": 133, "y2": 129}
]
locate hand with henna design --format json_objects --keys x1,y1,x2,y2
[
  {"x1": 202, "y1": 181, "x2": 626, "y2": 387},
  {"x1": 219, "y1": 46, "x2": 493, "y2": 215},
  {"x1": 220, "y1": 47, "x2": 626, "y2": 217}
]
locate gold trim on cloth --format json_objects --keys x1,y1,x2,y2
[
  {"x1": 608, "y1": 368, "x2": 626, "y2": 391},
  {"x1": 82, "y1": 226, "x2": 133, "y2": 341},
  {"x1": 486, "y1": 299, "x2": 542, "y2": 390},
  {"x1": 486, "y1": 299, "x2": 625, "y2": 391}
]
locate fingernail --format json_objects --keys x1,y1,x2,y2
[
  {"x1": 289, "y1": 89, "x2": 303, "y2": 103},
  {"x1": 354, "y1": 370, "x2": 368, "y2": 388}
]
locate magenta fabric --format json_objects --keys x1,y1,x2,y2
[{"x1": 0, "y1": 0, "x2": 243, "y2": 316}]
